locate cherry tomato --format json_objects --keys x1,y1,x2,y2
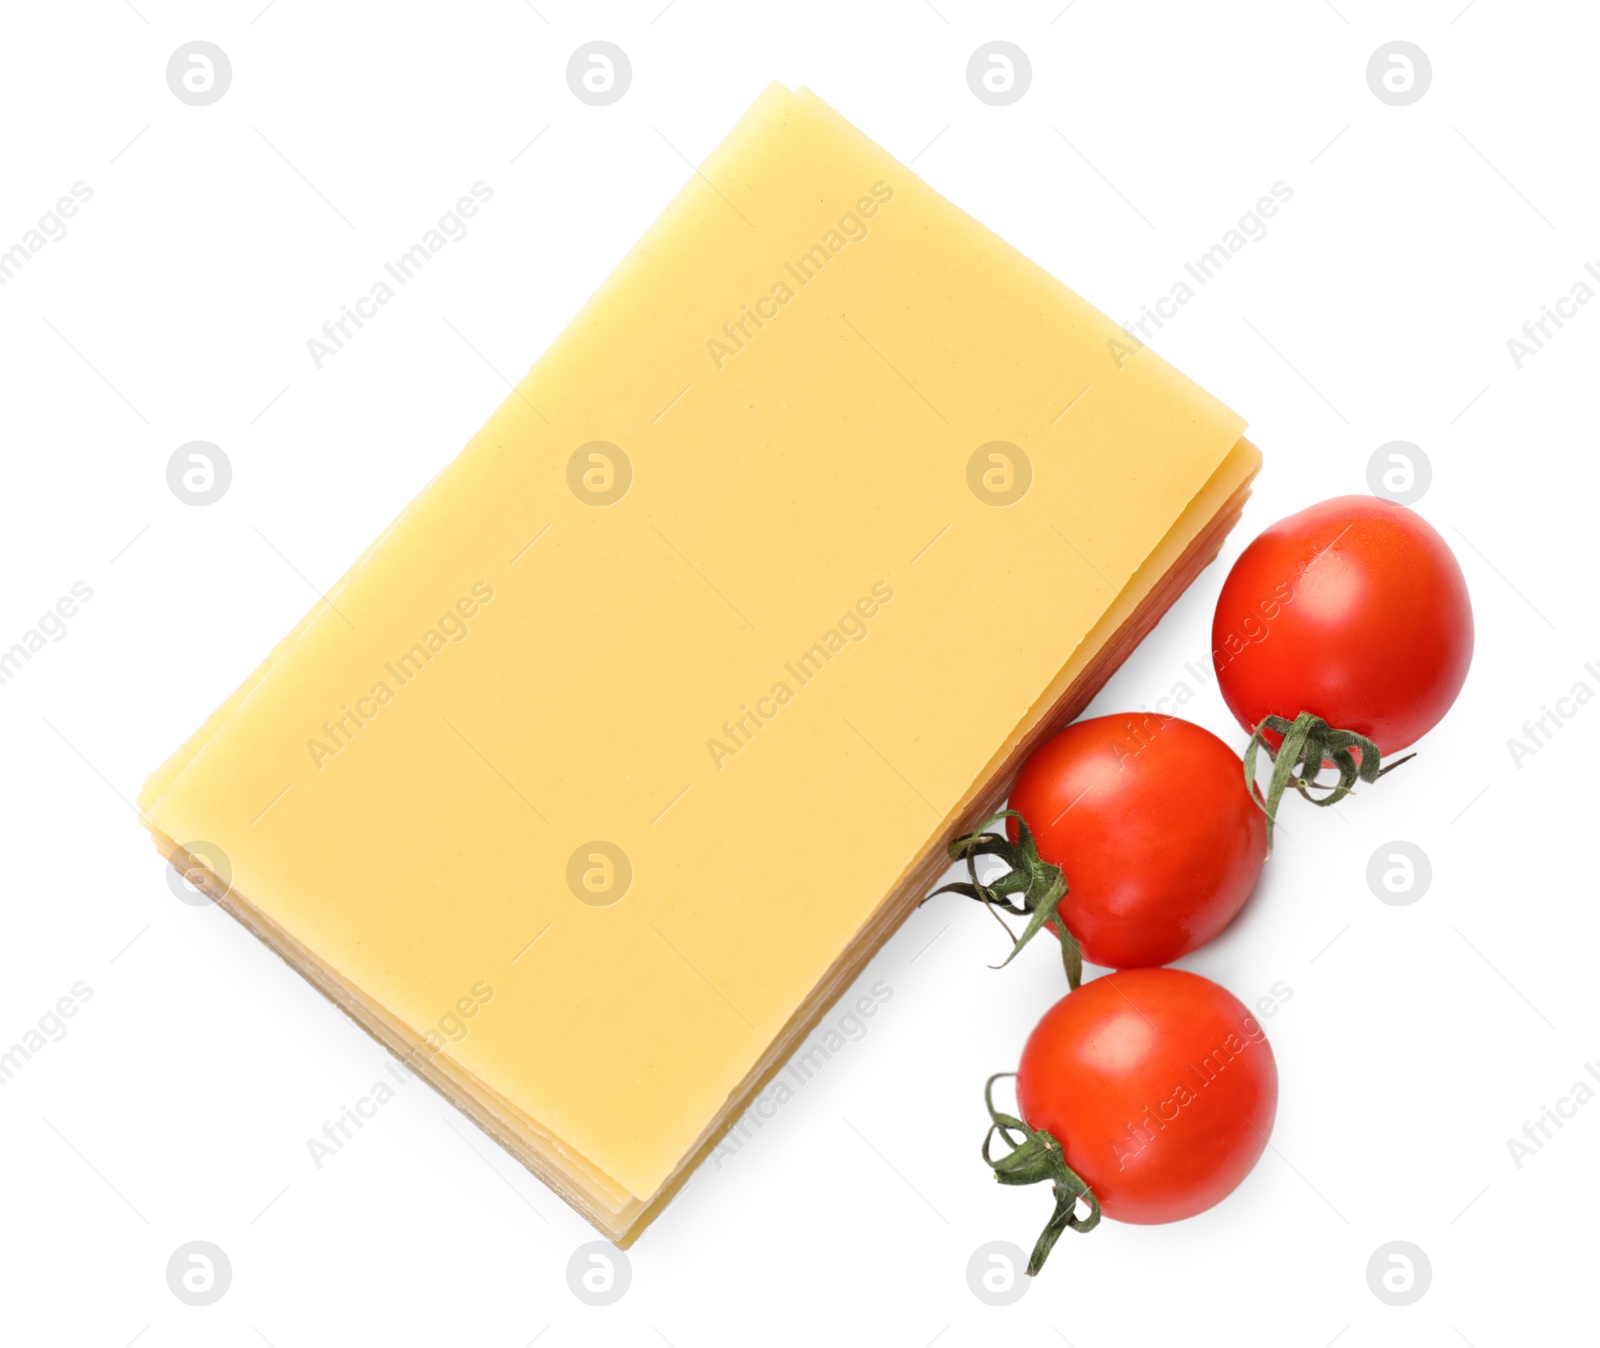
[
  {"x1": 1016, "y1": 968, "x2": 1277, "y2": 1224},
  {"x1": 1212, "y1": 496, "x2": 1473, "y2": 755},
  {"x1": 1006, "y1": 715, "x2": 1266, "y2": 969}
]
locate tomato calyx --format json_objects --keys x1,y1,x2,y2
[
  {"x1": 1244, "y1": 711, "x2": 1416, "y2": 847},
  {"x1": 930, "y1": 809, "x2": 1083, "y2": 989},
  {"x1": 982, "y1": 1072, "x2": 1101, "y2": 1275}
]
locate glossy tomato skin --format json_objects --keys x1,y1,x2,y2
[
  {"x1": 1212, "y1": 495, "x2": 1473, "y2": 755},
  {"x1": 1017, "y1": 968, "x2": 1277, "y2": 1224},
  {"x1": 1007, "y1": 715, "x2": 1266, "y2": 969}
]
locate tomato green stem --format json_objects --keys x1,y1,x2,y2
[
  {"x1": 1243, "y1": 711, "x2": 1414, "y2": 849},
  {"x1": 982, "y1": 1072, "x2": 1100, "y2": 1275},
  {"x1": 929, "y1": 809, "x2": 1082, "y2": 988}
]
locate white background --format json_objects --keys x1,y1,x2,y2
[{"x1": 2, "y1": 1, "x2": 1595, "y2": 1344}]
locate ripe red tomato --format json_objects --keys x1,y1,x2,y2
[
  {"x1": 1212, "y1": 496, "x2": 1473, "y2": 756},
  {"x1": 1015, "y1": 968, "x2": 1277, "y2": 1224},
  {"x1": 1006, "y1": 715, "x2": 1266, "y2": 969}
]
